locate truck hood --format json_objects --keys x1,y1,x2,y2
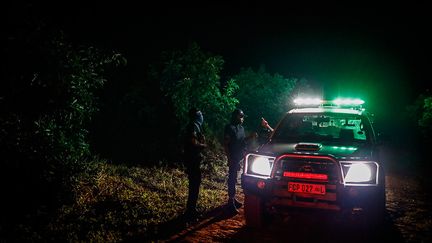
[{"x1": 255, "y1": 142, "x2": 375, "y2": 161}]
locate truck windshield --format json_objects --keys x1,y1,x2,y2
[{"x1": 272, "y1": 113, "x2": 372, "y2": 144}]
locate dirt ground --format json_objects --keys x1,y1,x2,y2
[{"x1": 160, "y1": 169, "x2": 432, "y2": 243}]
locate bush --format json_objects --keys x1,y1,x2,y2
[
  {"x1": 0, "y1": 31, "x2": 126, "y2": 240},
  {"x1": 232, "y1": 66, "x2": 298, "y2": 130},
  {"x1": 156, "y1": 42, "x2": 239, "y2": 138}
]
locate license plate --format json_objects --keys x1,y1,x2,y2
[{"x1": 288, "y1": 182, "x2": 326, "y2": 195}]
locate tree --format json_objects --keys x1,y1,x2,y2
[
  {"x1": 0, "y1": 30, "x2": 125, "y2": 211},
  {"x1": 419, "y1": 96, "x2": 432, "y2": 140},
  {"x1": 231, "y1": 66, "x2": 298, "y2": 130},
  {"x1": 404, "y1": 93, "x2": 432, "y2": 157},
  {"x1": 33, "y1": 37, "x2": 126, "y2": 175},
  {"x1": 157, "y1": 42, "x2": 238, "y2": 138}
]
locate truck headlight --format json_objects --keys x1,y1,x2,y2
[
  {"x1": 340, "y1": 161, "x2": 379, "y2": 186},
  {"x1": 245, "y1": 154, "x2": 275, "y2": 178}
]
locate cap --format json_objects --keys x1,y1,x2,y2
[{"x1": 232, "y1": 108, "x2": 246, "y2": 118}]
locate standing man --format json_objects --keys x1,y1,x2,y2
[
  {"x1": 224, "y1": 108, "x2": 255, "y2": 213},
  {"x1": 183, "y1": 107, "x2": 207, "y2": 220}
]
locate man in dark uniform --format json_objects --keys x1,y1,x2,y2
[
  {"x1": 183, "y1": 108, "x2": 207, "y2": 219},
  {"x1": 224, "y1": 108, "x2": 256, "y2": 213}
]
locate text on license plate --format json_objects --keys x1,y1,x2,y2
[{"x1": 288, "y1": 182, "x2": 326, "y2": 195}]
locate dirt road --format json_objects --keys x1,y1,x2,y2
[{"x1": 161, "y1": 171, "x2": 432, "y2": 243}]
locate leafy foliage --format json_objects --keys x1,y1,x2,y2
[
  {"x1": 403, "y1": 93, "x2": 432, "y2": 161},
  {"x1": 405, "y1": 94, "x2": 432, "y2": 137},
  {"x1": 419, "y1": 97, "x2": 432, "y2": 132},
  {"x1": 1, "y1": 34, "x2": 126, "y2": 178},
  {"x1": 0, "y1": 30, "x2": 125, "y2": 239},
  {"x1": 157, "y1": 42, "x2": 239, "y2": 137},
  {"x1": 35, "y1": 39, "x2": 125, "y2": 176},
  {"x1": 232, "y1": 66, "x2": 298, "y2": 130}
]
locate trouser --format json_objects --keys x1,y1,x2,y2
[
  {"x1": 228, "y1": 159, "x2": 241, "y2": 199},
  {"x1": 186, "y1": 157, "x2": 202, "y2": 211}
]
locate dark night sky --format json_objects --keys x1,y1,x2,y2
[{"x1": 5, "y1": 1, "x2": 432, "y2": 119}]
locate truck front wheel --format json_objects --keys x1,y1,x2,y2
[{"x1": 244, "y1": 193, "x2": 266, "y2": 228}]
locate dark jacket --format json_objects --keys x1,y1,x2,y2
[
  {"x1": 224, "y1": 123, "x2": 246, "y2": 162},
  {"x1": 184, "y1": 121, "x2": 205, "y2": 160}
]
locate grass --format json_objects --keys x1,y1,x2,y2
[{"x1": 23, "y1": 148, "x2": 230, "y2": 242}]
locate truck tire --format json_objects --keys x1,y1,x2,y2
[
  {"x1": 368, "y1": 187, "x2": 386, "y2": 227},
  {"x1": 244, "y1": 193, "x2": 265, "y2": 228}
]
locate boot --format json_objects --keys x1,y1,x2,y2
[
  {"x1": 234, "y1": 198, "x2": 243, "y2": 209},
  {"x1": 184, "y1": 208, "x2": 199, "y2": 222},
  {"x1": 226, "y1": 198, "x2": 239, "y2": 214}
]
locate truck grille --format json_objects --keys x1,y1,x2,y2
[
  {"x1": 270, "y1": 154, "x2": 341, "y2": 210},
  {"x1": 278, "y1": 156, "x2": 339, "y2": 183}
]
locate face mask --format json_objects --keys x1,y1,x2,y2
[{"x1": 196, "y1": 112, "x2": 204, "y2": 125}]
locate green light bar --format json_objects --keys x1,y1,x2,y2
[
  {"x1": 333, "y1": 98, "x2": 365, "y2": 106},
  {"x1": 293, "y1": 97, "x2": 365, "y2": 107},
  {"x1": 293, "y1": 98, "x2": 323, "y2": 105}
]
